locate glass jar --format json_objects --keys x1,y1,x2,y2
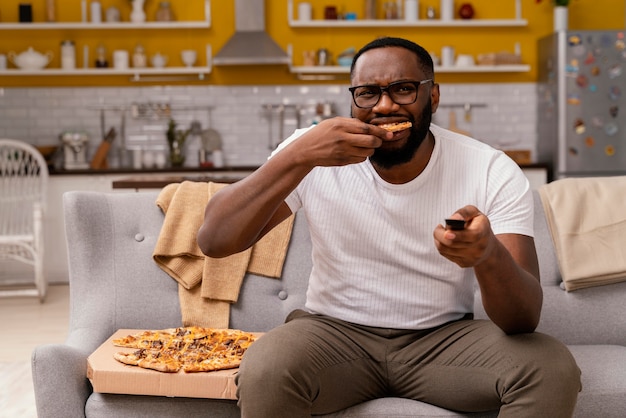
[
  {"x1": 155, "y1": 1, "x2": 175, "y2": 22},
  {"x1": 132, "y1": 43, "x2": 147, "y2": 68},
  {"x1": 95, "y1": 44, "x2": 108, "y2": 68}
]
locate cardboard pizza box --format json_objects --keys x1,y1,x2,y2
[{"x1": 87, "y1": 329, "x2": 260, "y2": 399}]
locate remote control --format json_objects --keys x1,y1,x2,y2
[{"x1": 445, "y1": 219, "x2": 465, "y2": 230}]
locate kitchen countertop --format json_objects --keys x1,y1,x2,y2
[
  {"x1": 49, "y1": 166, "x2": 259, "y2": 176},
  {"x1": 109, "y1": 163, "x2": 551, "y2": 190},
  {"x1": 112, "y1": 173, "x2": 251, "y2": 189}
]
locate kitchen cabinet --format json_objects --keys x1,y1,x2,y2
[
  {"x1": 286, "y1": 0, "x2": 530, "y2": 78},
  {"x1": 0, "y1": 0, "x2": 212, "y2": 81}
]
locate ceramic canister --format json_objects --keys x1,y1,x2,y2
[
  {"x1": 298, "y1": 2, "x2": 312, "y2": 21},
  {"x1": 440, "y1": 0, "x2": 453, "y2": 21}
]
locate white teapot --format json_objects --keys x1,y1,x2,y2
[
  {"x1": 150, "y1": 53, "x2": 168, "y2": 68},
  {"x1": 8, "y1": 47, "x2": 53, "y2": 70}
]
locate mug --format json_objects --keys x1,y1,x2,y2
[
  {"x1": 455, "y1": 54, "x2": 475, "y2": 67},
  {"x1": 113, "y1": 49, "x2": 129, "y2": 70},
  {"x1": 441, "y1": 46, "x2": 455, "y2": 67}
]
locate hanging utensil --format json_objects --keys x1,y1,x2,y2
[
  {"x1": 265, "y1": 104, "x2": 274, "y2": 150},
  {"x1": 464, "y1": 103, "x2": 472, "y2": 122},
  {"x1": 200, "y1": 107, "x2": 222, "y2": 152},
  {"x1": 99, "y1": 108, "x2": 106, "y2": 140},
  {"x1": 277, "y1": 104, "x2": 285, "y2": 148},
  {"x1": 448, "y1": 110, "x2": 471, "y2": 136}
]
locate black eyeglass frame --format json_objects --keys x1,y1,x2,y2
[{"x1": 348, "y1": 79, "x2": 433, "y2": 109}]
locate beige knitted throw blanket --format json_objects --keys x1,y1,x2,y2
[
  {"x1": 538, "y1": 176, "x2": 626, "y2": 291},
  {"x1": 154, "y1": 181, "x2": 294, "y2": 328}
]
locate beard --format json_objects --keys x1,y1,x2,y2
[{"x1": 368, "y1": 101, "x2": 433, "y2": 169}]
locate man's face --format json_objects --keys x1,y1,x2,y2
[{"x1": 350, "y1": 47, "x2": 438, "y2": 169}]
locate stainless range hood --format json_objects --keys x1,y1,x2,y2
[{"x1": 213, "y1": 0, "x2": 290, "y2": 66}]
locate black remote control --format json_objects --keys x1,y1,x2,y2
[{"x1": 445, "y1": 219, "x2": 465, "y2": 230}]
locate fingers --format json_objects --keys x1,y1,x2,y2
[
  {"x1": 434, "y1": 208, "x2": 493, "y2": 268},
  {"x1": 301, "y1": 118, "x2": 390, "y2": 166}
]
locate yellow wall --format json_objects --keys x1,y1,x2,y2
[{"x1": 0, "y1": 0, "x2": 623, "y2": 86}]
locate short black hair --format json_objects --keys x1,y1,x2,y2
[{"x1": 350, "y1": 37, "x2": 434, "y2": 81}]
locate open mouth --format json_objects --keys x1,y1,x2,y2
[{"x1": 379, "y1": 121, "x2": 412, "y2": 132}]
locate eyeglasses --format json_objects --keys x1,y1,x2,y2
[{"x1": 349, "y1": 79, "x2": 433, "y2": 109}]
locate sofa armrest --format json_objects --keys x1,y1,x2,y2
[{"x1": 32, "y1": 342, "x2": 92, "y2": 418}]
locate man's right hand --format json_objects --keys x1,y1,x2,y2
[{"x1": 286, "y1": 117, "x2": 392, "y2": 168}]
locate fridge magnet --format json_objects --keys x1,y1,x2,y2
[
  {"x1": 585, "y1": 137, "x2": 595, "y2": 148},
  {"x1": 609, "y1": 106, "x2": 619, "y2": 118},
  {"x1": 608, "y1": 64, "x2": 622, "y2": 79},
  {"x1": 591, "y1": 66, "x2": 601, "y2": 76},
  {"x1": 588, "y1": 84, "x2": 598, "y2": 93},
  {"x1": 574, "y1": 118, "x2": 586, "y2": 135},
  {"x1": 567, "y1": 93, "x2": 581, "y2": 105},
  {"x1": 568, "y1": 147, "x2": 579, "y2": 156},
  {"x1": 584, "y1": 52, "x2": 595, "y2": 65},
  {"x1": 605, "y1": 145, "x2": 616, "y2": 157},
  {"x1": 592, "y1": 116, "x2": 604, "y2": 128},
  {"x1": 604, "y1": 122, "x2": 618, "y2": 136},
  {"x1": 568, "y1": 34, "x2": 582, "y2": 46},
  {"x1": 576, "y1": 74, "x2": 589, "y2": 88},
  {"x1": 609, "y1": 86, "x2": 621, "y2": 101},
  {"x1": 601, "y1": 34, "x2": 613, "y2": 48},
  {"x1": 615, "y1": 39, "x2": 625, "y2": 51}
]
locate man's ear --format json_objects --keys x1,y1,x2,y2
[{"x1": 430, "y1": 83, "x2": 441, "y2": 114}]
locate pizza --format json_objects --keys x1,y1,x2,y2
[
  {"x1": 379, "y1": 121, "x2": 412, "y2": 132},
  {"x1": 112, "y1": 326, "x2": 258, "y2": 373}
]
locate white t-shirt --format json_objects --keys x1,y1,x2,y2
[{"x1": 276, "y1": 123, "x2": 533, "y2": 329}]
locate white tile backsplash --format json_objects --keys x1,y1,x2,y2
[{"x1": 0, "y1": 83, "x2": 538, "y2": 167}]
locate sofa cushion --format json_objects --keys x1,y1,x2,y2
[{"x1": 568, "y1": 345, "x2": 626, "y2": 418}]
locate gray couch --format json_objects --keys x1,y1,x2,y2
[{"x1": 32, "y1": 188, "x2": 626, "y2": 417}]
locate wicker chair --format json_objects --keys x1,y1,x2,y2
[{"x1": 0, "y1": 139, "x2": 49, "y2": 301}]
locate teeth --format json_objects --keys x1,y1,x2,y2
[{"x1": 380, "y1": 121, "x2": 412, "y2": 132}]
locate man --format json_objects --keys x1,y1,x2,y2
[{"x1": 197, "y1": 37, "x2": 581, "y2": 417}]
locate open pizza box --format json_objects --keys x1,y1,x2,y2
[{"x1": 87, "y1": 329, "x2": 260, "y2": 399}]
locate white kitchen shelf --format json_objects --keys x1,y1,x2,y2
[
  {"x1": 0, "y1": 0, "x2": 211, "y2": 29},
  {"x1": 290, "y1": 64, "x2": 531, "y2": 75},
  {"x1": 0, "y1": 66, "x2": 212, "y2": 78},
  {"x1": 1, "y1": 44, "x2": 213, "y2": 81},
  {"x1": 287, "y1": 0, "x2": 526, "y2": 27}
]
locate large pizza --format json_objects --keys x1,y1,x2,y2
[{"x1": 112, "y1": 326, "x2": 258, "y2": 373}]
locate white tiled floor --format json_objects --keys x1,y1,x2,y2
[{"x1": 0, "y1": 284, "x2": 70, "y2": 418}]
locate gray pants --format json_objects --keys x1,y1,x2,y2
[{"x1": 236, "y1": 309, "x2": 581, "y2": 417}]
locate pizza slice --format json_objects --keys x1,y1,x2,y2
[{"x1": 379, "y1": 121, "x2": 412, "y2": 132}]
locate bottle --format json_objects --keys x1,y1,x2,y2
[
  {"x1": 95, "y1": 44, "x2": 108, "y2": 68},
  {"x1": 60, "y1": 40, "x2": 76, "y2": 70},
  {"x1": 46, "y1": 0, "x2": 56, "y2": 22},
  {"x1": 155, "y1": 1, "x2": 175, "y2": 22},
  {"x1": 132, "y1": 44, "x2": 147, "y2": 68},
  {"x1": 364, "y1": 0, "x2": 376, "y2": 19},
  {"x1": 90, "y1": 0, "x2": 102, "y2": 23}
]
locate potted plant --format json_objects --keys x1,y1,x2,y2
[
  {"x1": 537, "y1": 0, "x2": 571, "y2": 31},
  {"x1": 166, "y1": 119, "x2": 190, "y2": 167}
]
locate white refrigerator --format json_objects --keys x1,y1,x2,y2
[{"x1": 537, "y1": 30, "x2": 626, "y2": 178}]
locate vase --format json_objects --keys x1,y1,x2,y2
[
  {"x1": 169, "y1": 142, "x2": 185, "y2": 167},
  {"x1": 130, "y1": 0, "x2": 146, "y2": 23},
  {"x1": 553, "y1": 6, "x2": 568, "y2": 32}
]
